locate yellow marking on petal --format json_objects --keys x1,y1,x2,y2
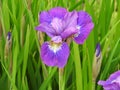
[{"x1": 49, "y1": 42, "x2": 62, "y2": 53}]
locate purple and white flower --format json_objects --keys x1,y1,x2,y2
[
  {"x1": 98, "y1": 70, "x2": 120, "y2": 90},
  {"x1": 35, "y1": 7, "x2": 94, "y2": 68}
]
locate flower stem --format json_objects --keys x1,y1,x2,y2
[
  {"x1": 92, "y1": 81, "x2": 96, "y2": 90},
  {"x1": 59, "y1": 68, "x2": 64, "y2": 90}
]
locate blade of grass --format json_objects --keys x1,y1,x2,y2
[
  {"x1": 39, "y1": 67, "x2": 57, "y2": 90},
  {"x1": 22, "y1": 25, "x2": 30, "y2": 89},
  {"x1": 73, "y1": 42, "x2": 82, "y2": 90}
]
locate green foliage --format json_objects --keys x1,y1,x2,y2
[{"x1": 0, "y1": 0, "x2": 120, "y2": 90}]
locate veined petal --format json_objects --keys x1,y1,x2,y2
[
  {"x1": 77, "y1": 11, "x2": 93, "y2": 26},
  {"x1": 40, "y1": 42, "x2": 70, "y2": 68},
  {"x1": 63, "y1": 11, "x2": 78, "y2": 28},
  {"x1": 61, "y1": 27, "x2": 78, "y2": 39},
  {"x1": 35, "y1": 23, "x2": 56, "y2": 37},
  {"x1": 49, "y1": 7, "x2": 67, "y2": 19},
  {"x1": 51, "y1": 18, "x2": 63, "y2": 34},
  {"x1": 39, "y1": 11, "x2": 52, "y2": 23},
  {"x1": 74, "y1": 22, "x2": 94, "y2": 44}
]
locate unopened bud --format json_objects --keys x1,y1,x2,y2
[
  {"x1": 5, "y1": 32, "x2": 12, "y2": 58},
  {"x1": 92, "y1": 43, "x2": 102, "y2": 82}
]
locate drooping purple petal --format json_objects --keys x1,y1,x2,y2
[
  {"x1": 61, "y1": 27, "x2": 78, "y2": 39},
  {"x1": 40, "y1": 42, "x2": 70, "y2": 68},
  {"x1": 98, "y1": 70, "x2": 120, "y2": 90},
  {"x1": 49, "y1": 7, "x2": 67, "y2": 19},
  {"x1": 73, "y1": 11, "x2": 94, "y2": 44},
  {"x1": 35, "y1": 22, "x2": 56, "y2": 37},
  {"x1": 77, "y1": 11, "x2": 93, "y2": 26},
  {"x1": 39, "y1": 11, "x2": 52, "y2": 23},
  {"x1": 55, "y1": 43, "x2": 69, "y2": 67},
  {"x1": 74, "y1": 21, "x2": 94, "y2": 44}
]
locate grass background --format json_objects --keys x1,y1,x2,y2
[{"x1": 0, "y1": 0, "x2": 120, "y2": 90}]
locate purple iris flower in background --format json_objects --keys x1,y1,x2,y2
[
  {"x1": 35, "y1": 7, "x2": 94, "y2": 68},
  {"x1": 98, "y1": 70, "x2": 120, "y2": 90}
]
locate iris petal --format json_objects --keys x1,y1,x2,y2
[
  {"x1": 49, "y1": 7, "x2": 67, "y2": 19},
  {"x1": 74, "y1": 22, "x2": 94, "y2": 44},
  {"x1": 74, "y1": 11, "x2": 94, "y2": 44},
  {"x1": 64, "y1": 11, "x2": 78, "y2": 28},
  {"x1": 39, "y1": 11, "x2": 52, "y2": 23},
  {"x1": 61, "y1": 27, "x2": 78, "y2": 39},
  {"x1": 40, "y1": 42, "x2": 70, "y2": 68},
  {"x1": 98, "y1": 71, "x2": 120, "y2": 90},
  {"x1": 35, "y1": 22, "x2": 56, "y2": 37},
  {"x1": 77, "y1": 11, "x2": 93, "y2": 26},
  {"x1": 51, "y1": 18, "x2": 63, "y2": 34}
]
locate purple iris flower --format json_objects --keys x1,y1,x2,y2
[
  {"x1": 35, "y1": 7, "x2": 94, "y2": 68},
  {"x1": 98, "y1": 70, "x2": 120, "y2": 90}
]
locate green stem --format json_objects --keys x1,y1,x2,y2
[
  {"x1": 48, "y1": 67, "x2": 52, "y2": 90},
  {"x1": 92, "y1": 80, "x2": 96, "y2": 90},
  {"x1": 59, "y1": 68, "x2": 64, "y2": 90}
]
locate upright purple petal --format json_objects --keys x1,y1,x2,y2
[
  {"x1": 73, "y1": 11, "x2": 94, "y2": 44},
  {"x1": 35, "y1": 22, "x2": 56, "y2": 37},
  {"x1": 49, "y1": 7, "x2": 67, "y2": 19},
  {"x1": 63, "y1": 11, "x2": 78, "y2": 28},
  {"x1": 51, "y1": 18, "x2": 63, "y2": 34},
  {"x1": 40, "y1": 42, "x2": 70, "y2": 68},
  {"x1": 39, "y1": 7, "x2": 67, "y2": 24},
  {"x1": 39, "y1": 11, "x2": 52, "y2": 23}
]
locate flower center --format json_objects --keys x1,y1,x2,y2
[{"x1": 49, "y1": 42, "x2": 62, "y2": 53}]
